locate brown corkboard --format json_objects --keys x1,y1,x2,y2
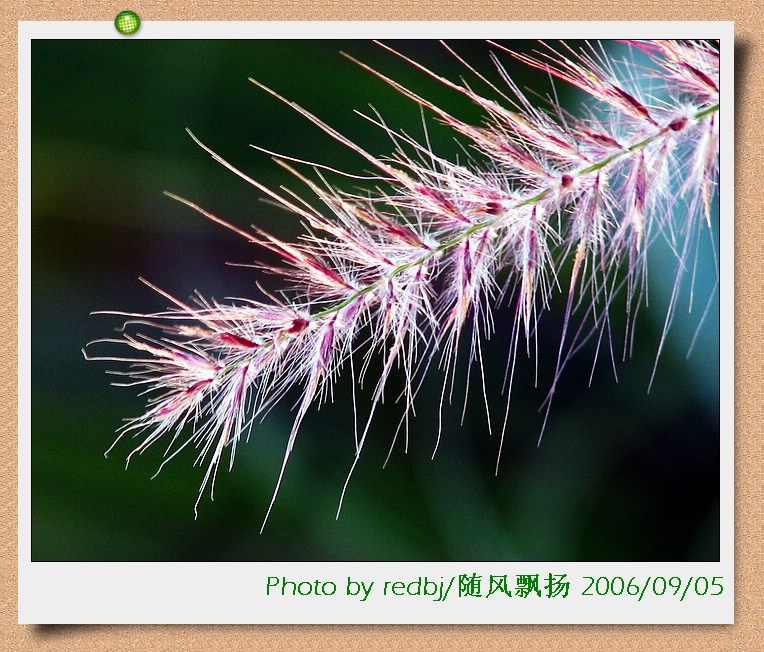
[{"x1": 4, "y1": 1, "x2": 760, "y2": 649}]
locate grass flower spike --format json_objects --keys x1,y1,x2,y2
[{"x1": 85, "y1": 39, "x2": 720, "y2": 528}]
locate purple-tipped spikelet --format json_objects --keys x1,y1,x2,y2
[{"x1": 85, "y1": 39, "x2": 720, "y2": 527}]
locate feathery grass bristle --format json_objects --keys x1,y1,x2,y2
[{"x1": 85, "y1": 39, "x2": 720, "y2": 528}]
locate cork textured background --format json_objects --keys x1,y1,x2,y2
[{"x1": 4, "y1": 1, "x2": 758, "y2": 649}]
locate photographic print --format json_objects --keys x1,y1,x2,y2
[{"x1": 19, "y1": 18, "x2": 735, "y2": 626}]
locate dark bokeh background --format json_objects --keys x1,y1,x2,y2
[{"x1": 31, "y1": 39, "x2": 720, "y2": 561}]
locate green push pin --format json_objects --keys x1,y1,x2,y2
[{"x1": 114, "y1": 10, "x2": 141, "y2": 36}]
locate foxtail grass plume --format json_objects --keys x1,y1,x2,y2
[{"x1": 85, "y1": 40, "x2": 720, "y2": 528}]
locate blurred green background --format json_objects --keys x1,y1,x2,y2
[{"x1": 31, "y1": 39, "x2": 720, "y2": 561}]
